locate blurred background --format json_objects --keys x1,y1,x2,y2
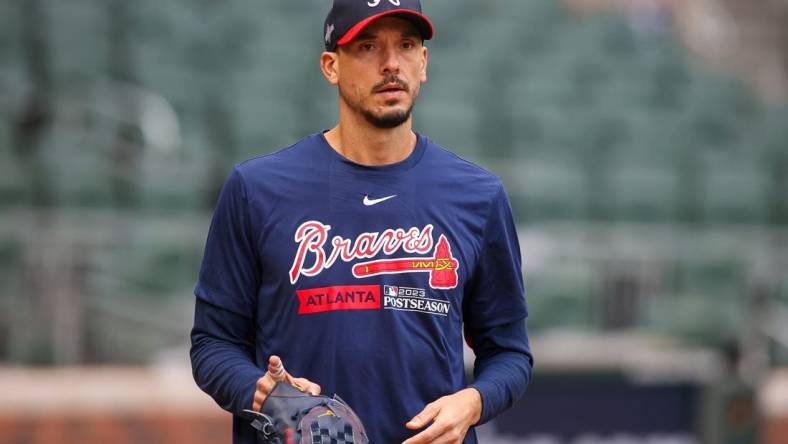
[{"x1": 0, "y1": 0, "x2": 787, "y2": 443}]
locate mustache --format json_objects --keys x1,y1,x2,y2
[{"x1": 372, "y1": 74, "x2": 409, "y2": 93}]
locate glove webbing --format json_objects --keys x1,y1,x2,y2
[{"x1": 310, "y1": 421, "x2": 356, "y2": 444}]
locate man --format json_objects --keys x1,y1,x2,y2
[{"x1": 190, "y1": 1, "x2": 533, "y2": 443}]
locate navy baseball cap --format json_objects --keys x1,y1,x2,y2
[{"x1": 324, "y1": 0, "x2": 434, "y2": 51}]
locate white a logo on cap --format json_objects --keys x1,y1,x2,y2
[{"x1": 367, "y1": 0, "x2": 401, "y2": 7}]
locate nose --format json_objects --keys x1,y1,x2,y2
[{"x1": 380, "y1": 45, "x2": 400, "y2": 74}]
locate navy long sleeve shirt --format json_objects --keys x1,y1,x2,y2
[{"x1": 190, "y1": 132, "x2": 533, "y2": 443}]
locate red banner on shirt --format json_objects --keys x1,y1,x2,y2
[{"x1": 295, "y1": 285, "x2": 381, "y2": 315}]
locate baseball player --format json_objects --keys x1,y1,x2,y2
[{"x1": 190, "y1": 1, "x2": 533, "y2": 443}]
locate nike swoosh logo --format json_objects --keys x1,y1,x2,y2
[{"x1": 363, "y1": 195, "x2": 397, "y2": 206}]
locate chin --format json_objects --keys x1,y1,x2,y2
[{"x1": 364, "y1": 109, "x2": 412, "y2": 129}]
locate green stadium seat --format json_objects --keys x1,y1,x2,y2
[
  {"x1": 526, "y1": 282, "x2": 594, "y2": 331},
  {"x1": 427, "y1": 47, "x2": 489, "y2": 89},
  {"x1": 609, "y1": 165, "x2": 677, "y2": 221},
  {"x1": 89, "y1": 237, "x2": 202, "y2": 300},
  {"x1": 642, "y1": 291, "x2": 743, "y2": 346},
  {"x1": 613, "y1": 109, "x2": 687, "y2": 165},
  {"x1": 138, "y1": 156, "x2": 209, "y2": 211},
  {"x1": 49, "y1": 1, "x2": 107, "y2": 80},
  {"x1": 0, "y1": 2, "x2": 20, "y2": 61},
  {"x1": 703, "y1": 163, "x2": 767, "y2": 224},
  {"x1": 0, "y1": 152, "x2": 30, "y2": 207},
  {"x1": 501, "y1": 158, "x2": 586, "y2": 220},
  {"x1": 415, "y1": 100, "x2": 479, "y2": 158}
]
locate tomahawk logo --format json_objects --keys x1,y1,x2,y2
[
  {"x1": 367, "y1": 0, "x2": 401, "y2": 7},
  {"x1": 288, "y1": 220, "x2": 459, "y2": 289},
  {"x1": 352, "y1": 236, "x2": 458, "y2": 289}
]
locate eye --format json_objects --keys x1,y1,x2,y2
[
  {"x1": 402, "y1": 41, "x2": 415, "y2": 50},
  {"x1": 360, "y1": 42, "x2": 375, "y2": 51}
]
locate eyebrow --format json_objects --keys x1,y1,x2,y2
[
  {"x1": 355, "y1": 31, "x2": 377, "y2": 41},
  {"x1": 354, "y1": 29, "x2": 422, "y2": 41},
  {"x1": 401, "y1": 30, "x2": 422, "y2": 40}
]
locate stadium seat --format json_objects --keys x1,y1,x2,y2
[
  {"x1": 415, "y1": 100, "x2": 479, "y2": 158},
  {"x1": 703, "y1": 163, "x2": 767, "y2": 224},
  {"x1": 610, "y1": 165, "x2": 677, "y2": 221},
  {"x1": 526, "y1": 276, "x2": 594, "y2": 331},
  {"x1": 642, "y1": 291, "x2": 743, "y2": 346}
]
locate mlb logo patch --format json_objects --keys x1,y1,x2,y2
[{"x1": 383, "y1": 285, "x2": 399, "y2": 297}]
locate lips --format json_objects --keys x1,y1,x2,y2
[
  {"x1": 376, "y1": 83, "x2": 406, "y2": 93},
  {"x1": 375, "y1": 84, "x2": 407, "y2": 103}
]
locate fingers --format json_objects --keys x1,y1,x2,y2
[
  {"x1": 291, "y1": 377, "x2": 321, "y2": 396},
  {"x1": 402, "y1": 420, "x2": 450, "y2": 444},
  {"x1": 252, "y1": 356, "x2": 322, "y2": 411},
  {"x1": 252, "y1": 355, "x2": 288, "y2": 411},
  {"x1": 253, "y1": 373, "x2": 275, "y2": 411},
  {"x1": 406, "y1": 402, "x2": 440, "y2": 430},
  {"x1": 403, "y1": 424, "x2": 463, "y2": 444},
  {"x1": 271, "y1": 356, "x2": 318, "y2": 393},
  {"x1": 268, "y1": 355, "x2": 286, "y2": 381},
  {"x1": 403, "y1": 415, "x2": 463, "y2": 444},
  {"x1": 403, "y1": 396, "x2": 473, "y2": 444}
]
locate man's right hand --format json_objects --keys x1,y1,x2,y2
[{"x1": 252, "y1": 355, "x2": 321, "y2": 411}]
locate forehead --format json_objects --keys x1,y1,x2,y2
[{"x1": 349, "y1": 16, "x2": 422, "y2": 40}]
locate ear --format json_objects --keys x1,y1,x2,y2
[
  {"x1": 419, "y1": 46, "x2": 429, "y2": 83},
  {"x1": 320, "y1": 51, "x2": 339, "y2": 85}
]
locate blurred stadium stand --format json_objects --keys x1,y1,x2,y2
[{"x1": 1, "y1": 0, "x2": 788, "y2": 442}]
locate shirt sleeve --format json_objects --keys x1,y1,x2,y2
[
  {"x1": 190, "y1": 298, "x2": 263, "y2": 415},
  {"x1": 463, "y1": 183, "x2": 533, "y2": 424},
  {"x1": 194, "y1": 166, "x2": 261, "y2": 317},
  {"x1": 466, "y1": 319, "x2": 533, "y2": 425},
  {"x1": 191, "y1": 167, "x2": 264, "y2": 415},
  {"x1": 463, "y1": 184, "x2": 528, "y2": 328}
]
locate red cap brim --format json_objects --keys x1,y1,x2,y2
[{"x1": 337, "y1": 9, "x2": 435, "y2": 47}]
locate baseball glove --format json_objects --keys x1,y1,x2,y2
[{"x1": 243, "y1": 381, "x2": 369, "y2": 444}]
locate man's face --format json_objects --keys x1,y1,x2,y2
[{"x1": 333, "y1": 17, "x2": 428, "y2": 129}]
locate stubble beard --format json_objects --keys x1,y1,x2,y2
[{"x1": 339, "y1": 84, "x2": 417, "y2": 129}]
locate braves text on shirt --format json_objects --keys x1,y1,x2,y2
[
  {"x1": 289, "y1": 221, "x2": 433, "y2": 286},
  {"x1": 288, "y1": 220, "x2": 459, "y2": 289}
]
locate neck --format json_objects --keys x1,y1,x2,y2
[{"x1": 324, "y1": 104, "x2": 417, "y2": 166}]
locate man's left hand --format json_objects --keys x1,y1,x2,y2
[{"x1": 402, "y1": 388, "x2": 482, "y2": 444}]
